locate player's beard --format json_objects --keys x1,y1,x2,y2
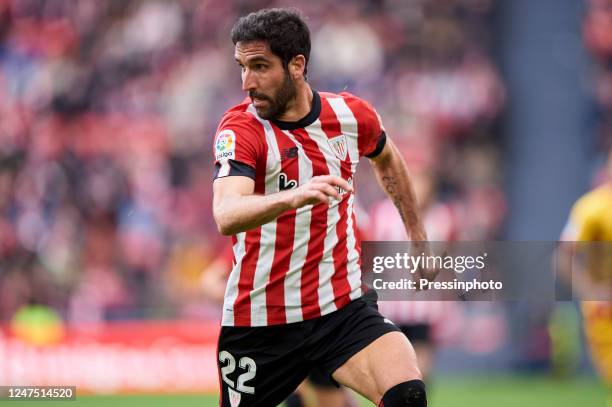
[{"x1": 250, "y1": 71, "x2": 297, "y2": 120}]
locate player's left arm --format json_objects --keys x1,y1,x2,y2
[
  {"x1": 368, "y1": 136, "x2": 427, "y2": 242},
  {"x1": 369, "y1": 136, "x2": 437, "y2": 282}
]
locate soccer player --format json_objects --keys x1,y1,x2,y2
[
  {"x1": 559, "y1": 148, "x2": 612, "y2": 405},
  {"x1": 212, "y1": 8, "x2": 433, "y2": 407}
]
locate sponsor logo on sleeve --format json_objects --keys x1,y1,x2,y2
[{"x1": 215, "y1": 129, "x2": 236, "y2": 161}]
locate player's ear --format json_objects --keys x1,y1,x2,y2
[{"x1": 288, "y1": 55, "x2": 306, "y2": 80}]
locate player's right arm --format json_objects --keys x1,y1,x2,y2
[
  {"x1": 212, "y1": 111, "x2": 351, "y2": 236},
  {"x1": 213, "y1": 175, "x2": 352, "y2": 235}
]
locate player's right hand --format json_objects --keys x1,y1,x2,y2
[{"x1": 287, "y1": 175, "x2": 353, "y2": 209}]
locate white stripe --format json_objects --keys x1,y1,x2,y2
[
  {"x1": 327, "y1": 97, "x2": 363, "y2": 300},
  {"x1": 345, "y1": 192, "x2": 362, "y2": 300},
  {"x1": 246, "y1": 106, "x2": 281, "y2": 326},
  {"x1": 327, "y1": 98, "x2": 360, "y2": 174},
  {"x1": 250, "y1": 224, "x2": 276, "y2": 326},
  {"x1": 282, "y1": 131, "x2": 314, "y2": 323},
  {"x1": 222, "y1": 233, "x2": 246, "y2": 326},
  {"x1": 304, "y1": 120, "x2": 343, "y2": 315}
]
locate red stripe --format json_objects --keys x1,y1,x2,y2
[
  {"x1": 342, "y1": 95, "x2": 370, "y2": 297},
  {"x1": 290, "y1": 128, "x2": 330, "y2": 320},
  {"x1": 233, "y1": 228, "x2": 261, "y2": 326},
  {"x1": 230, "y1": 235, "x2": 237, "y2": 267},
  {"x1": 342, "y1": 94, "x2": 381, "y2": 157},
  {"x1": 320, "y1": 97, "x2": 352, "y2": 309},
  {"x1": 232, "y1": 122, "x2": 268, "y2": 327},
  {"x1": 319, "y1": 97, "x2": 342, "y2": 135},
  {"x1": 352, "y1": 203, "x2": 362, "y2": 271},
  {"x1": 265, "y1": 128, "x2": 299, "y2": 324}
]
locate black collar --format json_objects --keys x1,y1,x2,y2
[{"x1": 270, "y1": 91, "x2": 321, "y2": 130}]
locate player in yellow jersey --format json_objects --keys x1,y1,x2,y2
[{"x1": 559, "y1": 148, "x2": 612, "y2": 404}]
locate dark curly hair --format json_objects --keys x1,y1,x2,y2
[{"x1": 231, "y1": 8, "x2": 311, "y2": 76}]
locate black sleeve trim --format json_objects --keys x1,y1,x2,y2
[
  {"x1": 213, "y1": 159, "x2": 256, "y2": 181},
  {"x1": 365, "y1": 131, "x2": 387, "y2": 158}
]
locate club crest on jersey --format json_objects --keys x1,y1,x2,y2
[
  {"x1": 215, "y1": 129, "x2": 236, "y2": 161},
  {"x1": 328, "y1": 135, "x2": 347, "y2": 161},
  {"x1": 228, "y1": 388, "x2": 241, "y2": 407}
]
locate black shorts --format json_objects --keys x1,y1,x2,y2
[
  {"x1": 217, "y1": 291, "x2": 400, "y2": 407},
  {"x1": 307, "y1": 366, "x2": 338, "y2": 389},
  {"x1": 399, "y1": 323, "x2": 432, "y2": 344}
]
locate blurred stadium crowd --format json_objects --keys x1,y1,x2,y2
[{"x1": 1, "y1": 0, "x2": 507, "y2": 323}]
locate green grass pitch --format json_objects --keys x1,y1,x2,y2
[{"x1": 3, "y1": 376, "x2": 606, "y2": 406}]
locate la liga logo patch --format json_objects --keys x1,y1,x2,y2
[{"x1": 215, "y1": 129, "x2": 236, "y2": 161}]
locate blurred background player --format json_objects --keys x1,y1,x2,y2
[{"x1": 558, "y1": 147, "x2": 612, "y2": 406}]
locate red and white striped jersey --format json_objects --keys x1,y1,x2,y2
[{"x1": 213, "y1": 91, "x2": 386, "y2": 327}]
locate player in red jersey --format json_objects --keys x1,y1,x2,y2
[{"x1": 213, "y1": 8, "x2": 433, "y2": 407}]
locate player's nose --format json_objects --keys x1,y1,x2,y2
[{"x1": 241, "y1": 69, "x2": 257, "y2": 92}]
